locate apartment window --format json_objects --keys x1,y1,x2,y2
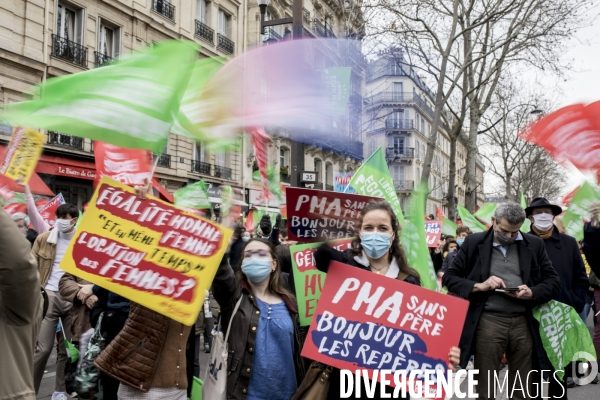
[
  {"x1": 57, "y1": 3, "x2": 83, "y2": 44},
  {"x1": 314, "y1": 158, "x2": 322, "y2": 182},
  {"x1": 194, "y1": 142, "x2": 205, "y2": 162},
  {"x1": 197, "y1": 0, "x2": 207, "y2": 23},
  {"x1": 416, "y1": 167, "x2": 421, "y2": 182},
  {"x1": 280, "y1": 147, "x2": 290, "y2": 168},
  {"x1": 393, "y1": 137, "x2": 405, "y2": 153},
  {"x1": 392, "y1": 165, "x2": 405, "y2": 182},
  {"x1": 216, "y1": 152, "x2": 226, "y2": 167},
  {"x1": 326, "y1": 163, "x2": 333, "y2": 186},
  {"x1": 97, "y1": 18, "x2": 121, "y2": 64},
  {"x1": 392, "y1": 82, "x2": 403, "y2": 101},
  {"x1": 218, "y1": 10, "x2": 229, "y2": 36},
  {"x1": 368, "y1": 139, "x2": 376, "y2": 157}
]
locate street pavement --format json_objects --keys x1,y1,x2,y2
[{"x1": 37, "y1": 315, "x2": 598, "y2": 399}]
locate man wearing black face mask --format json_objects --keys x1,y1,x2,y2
[{"x1": 443, "y1": 202, "x2": 561, "y2": 400}]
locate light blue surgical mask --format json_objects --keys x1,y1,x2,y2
[
  {"x1": 456, "y1": 238, "x2": 464, "y2": 247},
  {"x1": 241, "y1": 258, "x2": 273, "y2": 283},
  {"x1": 360, "y1": 231, "x2": 392, "y2": 260},
  {"x1": 242, "y1": 236, "x2": 250, "y2": 242}
]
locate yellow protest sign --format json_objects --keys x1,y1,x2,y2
[
  {"x1": 0, "y1": 127, "x2": 44, "y2": 183},
  {"x1": 59, "y1": 177, "x2": 233, "y2": 325}
]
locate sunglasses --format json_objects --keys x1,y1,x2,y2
[{"x1": 244, "y1": 249, "x2": 270, "y2": 258}]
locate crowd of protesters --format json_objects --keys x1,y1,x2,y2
[{"x1": 0, "y1": 177, "x2": 598, "y2": 400}]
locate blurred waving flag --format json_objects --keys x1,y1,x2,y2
[{"x1": 3, "y1": 41, "x2": 198, "y2": 154}]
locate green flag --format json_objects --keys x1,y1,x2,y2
[
  {"x1": 321, "y1": 67, "x2": 351, "y2": 116},
  {"x1": 533, "y1": 300, "x2": 596, "y2": 380},
  {"x1": 457, "y1": 205, "x2": 487, "y2": 233},
  {"x1": 474, "y1": 203, "x2": 496, "y2": 226},
  {"x1": 349, "y1": 147, "x2": 404, "y2": 224},
  {"x1": 266, "y1": 166, "x2": 282, "y2": 201},
  {"x1": 171, "y1": 57, "x2": 225, "y2": 141},
  {"x1": 520, "y1": 191, "x2": 531, "y2": 232},
  {"x1": 402, "y1": 183, "x2": 437, "y2": 291},
  {"x1": 59, "y1": 317, "x2": 79, "y2": 363},
  {"x1": 174, "y1": 181, "x2": 211, "y2": 209},
  {"x1": 4, "y1": 41, "x2": 197, "y2": 154},
  {"x1": 221, "y1": 185, "x2": 233, "y2": 216},
  {"x1": 441, "y1": 216, "x2": 458, "y2": 237},
  {"x1": 562, "y1": 182, "x2": 600, "y2": 240}
]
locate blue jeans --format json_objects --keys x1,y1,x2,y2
[{"x1": 579, "y1": 302, "x2": 592, "y2": 323}]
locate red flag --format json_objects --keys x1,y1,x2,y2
[
  {"x1": 519, "y1": 103, "x2": 600, "y2": 171},
  {"x1": 249, "y1": 127, "x2": 270, "y2": 196},
  {"x1": 435, "y1": 205, "x2": 445, "y2": 218},
  {"x1": 94, "y1": 142, "x2": 152, "y2": 187},
  {"x1": 3, "y1": 202, "x2": 26, "y2": 216},
  {"x1": 244, "y1": 210, "x2": 255, "y2": 232},
  {"x1": 562, "y1": 186, "x2": 580, "y2": 206}
]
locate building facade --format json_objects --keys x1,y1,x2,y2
[
  {"x1": 1, "y1": 0, "x2": 244, "y2": 210},
  {"x1": 362, "y1": 48, "x2": 485, "y2": 217}
]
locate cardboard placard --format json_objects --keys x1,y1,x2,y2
[
  {"x1": 38, "y1": 193, "x2": 66, "y2": 228},
  {"x1": 291, "y1": 238, "x2": 354, "y2": 326},
  {"x1": 425, "y1": 220, "x2": 442, "y2": 248},
  {"x1": 58, "y1": 177, "x2": 233, "y2": 325},
  {"x1": 0, "y1": 127, "x2": 44, "y2": 183},
  {"x1": 286, "y1": 187, "x2": 381, "y2": 242},
  {"x1": 301, "y1": 262, "x2": 469, "y2": 396}
]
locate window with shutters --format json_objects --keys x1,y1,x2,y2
[
  {"x1": 197, "y1": 0, "x2": 207, "y2": 23},
  {"x1": 97, "y1": 18, "x2": 121, "y2": 63},
  {"x1": 57, "y1": 3, "x2": 83, "y2": 44},
  {"x1": 218, "y1": 10, "x2": 229, "y2": 36}
]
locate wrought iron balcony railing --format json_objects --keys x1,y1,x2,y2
[
  {"x1": 195, "y1": 20, "x2": 214, "y2": 44},
  {"x1": 385, "y1": 118, "x2": 414, "y2": 130},
  {"x1": 313, "y1": 20, "x2": 326, "y2": 37},
  {"x1": 51, "y1": 34, "x2": 88, "y2": 67},
  {"x1": 386, "y1": 147, "x2": 416, "y2": 160},
  {"x1": 280, "y1": 173, "x2": 290, "y2": 183},
  {"x1": 191, "y1": 160, "x2": 211, "y2": 175},
  {"x1": 217, "y1": 34, "x2": 235, "y2": 54},
  {"x1": 326, "y1": 184, "x2": 334, "y2": 191},
  {"x1": 94, "y1": 51, "x2": 114, "y2": 67},
  {"x1": 392, "y1": 180, "x2": 415, "y2": 191},
  {"x1": 150, "y1": 153, "x2": 171, "y2": 168},
  {"x1": 152, "y1": 0, "x2": 175, "y2": 21},
  {"x1": 48, "y1": 131, "x2": 84, "y2": 150},
  {"x1": 214, "y1": 165, "x2": 233, "y2": 180},
  {"x1": 263, "y1": 27, "x2": 283, "y2": 42}
]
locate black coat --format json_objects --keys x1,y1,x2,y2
[
  {"x1": 529, "y1": 226, "x2": 589, "y2": 312},
  {"x1": 25, "y1": 228, "x2": 38, "y2": 246},
  {"x1": 583, "y1": 222, "x2": 600, "y2": 277},
  {"x1": 442, "y1": 229, "x2": 561, "y2": 368},
  {"x1": 229, "y1": 237, "x2": 246, "y2": 273}
]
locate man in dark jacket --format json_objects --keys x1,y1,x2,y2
[
  {"x1": 258, "y1": 213, "x2": 281, "y2": 246},
  {"x1": 443, "y1": 202, "x2": 561, "y2": 400},
  {"x1": 526, "y1": 197, "x2": 590, "y2": 394}
]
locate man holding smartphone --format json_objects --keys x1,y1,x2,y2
[{"x1": 443, "y1": 202, "x2": 561, "y2": 400}]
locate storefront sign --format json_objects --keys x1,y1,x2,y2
[
  {"x1": 58, "y1": 177, "x2": 233, "y2": 325},
  {"x1": 291, "y1": 238, "x2": 354, "y2": 326},
  {"x1": 301, "y1": 262, "x2": 469, "y2": 397},
  {"x1": 0, "y1": 127, "x2": 44, "y2": 184},
  {"x1": 286, "y1": 187, "x2": 381, "y2": 242}
]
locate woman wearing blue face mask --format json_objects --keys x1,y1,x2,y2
[
  {"x1": 212, "y1": 238, "x2": 306, "y2": 400},
  {"x1": 314, "y1": 200, "x2": 461, "y2": 400}
]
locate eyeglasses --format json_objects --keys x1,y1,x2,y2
[{"x1": 244, "y1": 249, "x2": 270, "y2": 258}]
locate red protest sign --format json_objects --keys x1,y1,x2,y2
[
  {"x1": 286, "y1": 187, "x2": 381, "y2": 242},
  {"x1": 94, "y1": 142, "x2": 152, "y2": 186},
  {"x1": 38, "y1": 193, "x2": 66, "y2": 228},
  {"x1": 425, "y1": 220, "x2": 442, "y2": 248},
  {"x1": 301, "y1": 261, "x2": 469, "y2": 396}
]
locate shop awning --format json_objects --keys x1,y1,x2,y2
[
  {"x1": 36, "y1": 154, "x2": 97, "y2": 180},
  {"x1": 152, "y1": 179, "x2": 174, "y2": 203}
]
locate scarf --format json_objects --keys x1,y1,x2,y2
[{"x1": 532, "y1": 224, "x2": 554, "y2": 239}]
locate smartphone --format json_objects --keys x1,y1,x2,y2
[{"x1": 495, "y1": 288, "x2": 521, "y2": 292}]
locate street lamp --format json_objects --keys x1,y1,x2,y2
[{"x1": 257, "y1": 0, "x2": 271, "y2": 35}]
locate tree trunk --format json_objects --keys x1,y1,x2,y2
[
  {"x1": 446, "y1": 135, "x2": 458, "y2": 221},
  {"x1": 464, "y1": 110, "x2": 481, "y2": 212}
]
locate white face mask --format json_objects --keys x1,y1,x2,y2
[
  {"x1": 56, "y1": 219, "x2": 74, "y2": 233},
  {"x1": 532, "y1": 213, "x2": 554, "y2": 232}
]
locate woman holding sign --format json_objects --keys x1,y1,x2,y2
[
  {"x1": 212, "y1": 238, "x2": 306, "y2": 400},
  {"x1": 314, "y1": 200, "x2": 461, "y2": 399}
]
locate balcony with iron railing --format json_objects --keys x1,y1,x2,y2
[
  {"x1": 365, "y1": 92, "x2": 435, "y2": 117},
  {"x1": 195, "y1": 20, "x2": 214, "y2": 44},
  {"x1": 217, "y1": 34, "x2": 235, "y2": 54},
  {"x1": 326, "y1": 184, "x2": 334, "y2": 191},
  {"x1": 385, "y1": 118, "x2": 414, "y2": 130},
  {"x1": 386, "y1": 147, "x2": 415, "y2": 160},
  {"x1": 303, "y1": 8, "x2": 311, "y2": 25},
  {"x1": 48, "y1": 131, "x2": 84, "y2": 150},
  {"x1": 94, "y1": 51, "x2": 114, "y2": 67},
  {"x1": 313, "y1": 182, "x2": 324, "y2": 190},
  {"x1": 214, "y1": 165, "x2": 233, "y2": 180},
  {"x1": 263, "y1": 27, "x2": 283, "y2": 43},
  {"x1": 191, "y1": 160, "x2": 211, "y2": 175},
  {"x1": 152, "y1": 0, "x2": 175, "y2": 21},
  {"x1": 51, "y1": 34, "x2": 88, "y2": 67},
  {"x1": 313, "y1": 20, "x2": 326, "y2": 37},
  {"x1": 392, "y1": 180, "x2": 415, "y2": 192},
  {"x1": 150, "y1": 153, "x2": 172, "y2": 168},
  {"x1": 280, "y1": 173, "x2": 291, "y2": 183}
]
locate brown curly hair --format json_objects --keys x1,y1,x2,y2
[
  {"x1": 350, "y1": 200, "x2": 420, "y2": 281},
  {"x1": 235, "y1": 238, "x2": 295, "y2": 302}
]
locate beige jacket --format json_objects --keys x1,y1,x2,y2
[
  {"x1": 0, "y1": 209, "x2": 44, "y2": 400},
  {"x1": 31, "y1": 230, "x2": 57, "y2": 288}
]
